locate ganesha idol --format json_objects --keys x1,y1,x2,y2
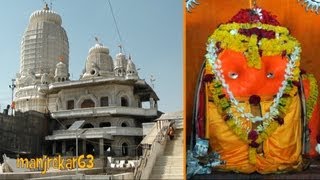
[{"x1": 193, "y1": 8, "x2": 320, "y2": 174}]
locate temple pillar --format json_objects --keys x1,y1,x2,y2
[
  {"x1": 62, "y1": 141, "x2": 66, "y2": 156},
  {"x1": 99, "y1": 138, "x2": 104, "y2": 157},
  {"x1": 52, "y1": 141, "x2": 56, "y2": 155},
  {"x1": 82, "y1": 139, "x2": 86, "y2": 155}
]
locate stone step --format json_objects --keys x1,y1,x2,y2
[
  {"x1": 163, "y1": 147, "x2": 183, "y2": 154},
  {"x1": 150, "y1": 174, "x2": 184, "y2": 180},
  {"x1": 166, "y1": 144, "x2": 183, "y2": 148},
  {"x1": 155, "y1": 158, "x2": 183, "y2": 163},
  {"x1": 156, "y1": 155, "x2": 183, "y2": 160},
  {"x1": 163, "y1": 153, "x2": 182, "y2": 156},
  {"x1": 155, "y1": 161, "x2": 183, "y2": 166},
  {"x1": 152, "y1": 167, "x2": 183, "y2": 174},
  {"x1": 164, "y1": 151, "x2": 183, "y2": 153},
  {"x1": 163, "y1": 152, "x2": 183, "y2": 156}
]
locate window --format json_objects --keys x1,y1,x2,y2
[
  {"x1": 121, "y1": 122, "x2": 128, "y2": 127},
  {"x1": 122, "y1": 143, "x2": 128, "y2": 156},
  {"x1": 67, "y1": 100, "x2": 74, "y2": 110},
  {"x1": 100, "y1": 122, "x2": 111, "y2": 127},
  {"x1": 100, "y1": 97, "x2": 109, "y2": 107},
  {"x1": 121, "y1": 97, "x2": 128, "y2": 107},
  {"x1": 82, "y1": 123, "x2": 94, "y2": 128},
  {"x1": 81, "y1": 99, "x2": 95, "y2": 108}
]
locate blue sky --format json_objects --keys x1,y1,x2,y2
[{"x1": 0, "y1": 0, "x2": 182, "y2": 112}]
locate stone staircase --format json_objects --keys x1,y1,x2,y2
[{"x1": 149, "y1": 129, "x2": 184, "y2": 179}]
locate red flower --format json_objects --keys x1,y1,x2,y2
[
  {"x1": 224, "y1": 114, "x2": 232, "y2": 121},
  {"x1": 317, "y1": 135, "x2": 320, "y2": 144},
  {"x1": 228, "y1": 8, "x2": 280, "y2": 26},
  {"x1": 292, "y1": 81, "x2": 301, "y2": 88},
  {"x1": 259, "y1": 49, "x2": 263, "y2": 57},
  {"x1": 238, "y1": 28, "x2": 275, "y2": 40},
  {"x1": 249, "y1": 141, "x2": 260, "y2": 148},
  {"x1": 300, "y1": 69, "x2": 306, "y2": 75},
  {"x1": 248, "y1": 130, "x2": 258, "y2": 141},
  {"x1": 218, "y1": 94, "x2": 226, "y2": 99},
  {"x1": 274, "y1": 116, "x2": 284, "y2": 125},
  {"x1": 281, "y1": 50, "x2": 287, "y2": 59},
  {"x1": 216, "y1": 42, "x2": 224, "y2": 54},
  {"x1": 281, "y1": 94, "x2": 290, "y2": 98},
  {"x1": 249, "y1": 95, "x2": 261, "y2": 105},
  {"x1": 203, "y1": 74, "x2": 215, "y2": 83}
]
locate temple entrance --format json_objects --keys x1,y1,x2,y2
[
  {"x1": 81, "y1": 99, "x2": 95, "y2": 108},
  {"x1": 86, "y1": 143, "x2": 95, "y2": 156}
]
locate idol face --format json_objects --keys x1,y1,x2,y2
[{"x1": 219, "y1": 49, "x2": 287, "y2": 97}]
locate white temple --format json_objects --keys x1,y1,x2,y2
[{"x1": 13, "y1": 5, "x2": 159, "y2": 158}]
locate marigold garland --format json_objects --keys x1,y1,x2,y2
[
  {"x1": 206, "y1": 74, "x2": 297, "y2": 145},
  {"x1": 204, "y1": 9, "x2": 305, "y2": 164},
  {"x1": 208, "y1": 22, "x2": 300, "y2": 69},
  {"x1": 304, "y1": 74, "x2": 319, "y2": 122}
]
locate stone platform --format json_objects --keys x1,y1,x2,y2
[{"x1": 192, "y1": 159, "x2": 320, "y2": 179}]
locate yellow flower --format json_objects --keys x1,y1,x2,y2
[{"x1": 249, "y1": 147, "x2": 257, "y2": 164}]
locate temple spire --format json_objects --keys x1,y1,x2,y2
[{"x1": 44, "y1": 3, "x2": 49, "y2": 10}]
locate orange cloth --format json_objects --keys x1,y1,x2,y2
[{"x1": 206, "y1": 95, "x2": 302, "y2": 174}]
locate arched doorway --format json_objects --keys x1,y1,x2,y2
[
  {"x1": 122, "y1": 143, "x2": 128, "y2": 156},
  {"x1": 121, "y1": 122, "x2": 128, "y2": 127},
  {"x1": 121, "y1": 97, "x2": 128, "y2": 107},
  {"x1": 81, "y1": 99, "x2": 95, "y2": 108}
]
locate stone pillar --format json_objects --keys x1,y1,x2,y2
[
  {"x1": 82, "y1": 139, "x2": 86, "y2": 155},
  {"x1": 149, "y1": 97, "x2": 155, "y2": 109},
  {"x1": 52, "y1": 141, "x2": 56, "y2": 155},
  {"x1": 99, "y1": 139, "x2": 104, "y2": 157},
  {"x1": 62, "y1": 141, "x2": 66, "y2": 156}
]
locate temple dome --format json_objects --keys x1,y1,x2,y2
[
  {"x1": 82, "y1": 43, "x2": 114, "y2": 79},
  {"x1": 55, "y1": 62, "x2": 68, "y2": 82},
  {"x1": 114, "y1": 53, "x2": 127, "y2": 77},
  {"x1": 30, "y1": 9, "x2": 62, "y2": 25},
  {"x1": 126, "y1": 57, "x2": 139, "y2": 80}
]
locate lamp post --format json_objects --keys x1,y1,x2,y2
[
  {"x1": 8, "y1": 79, "x2": 16, "y2": 116},
  {"x1": 68, "y1": 120, "x2": 85, "y2": 176}
]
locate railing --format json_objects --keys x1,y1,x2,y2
[
  {"x1": 46, "y1": 127, "x2": 143, "y2": 140},
  {"x1": 51, "y1": 106, "x2": 158, "y2": 118},
  {"x1": 133, "y1": 120, "x2": 171, "y2": 180},
  {"x1": 53, "y1": 127, "x2": 143, "y2": 136}
]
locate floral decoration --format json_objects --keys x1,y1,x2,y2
[
  {"x1": 204, "y1": 7, "x2": 303, "y2": 163},
  {"x1": 304, "y1": 74, "x2": 319, "y2": 122}
]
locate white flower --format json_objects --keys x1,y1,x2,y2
[
  {"x1": 253, "y1": 8, "x2": 263, "y2": 19},
  {"x1": 252, "y1": 116, "x2": 263, "y2": 122},
  {"x1": 316, "y1": 144, "x2": 320, "y2": 154},
  {"x1": 230, "y1": 29, "x2": 238, "y2": 35}
]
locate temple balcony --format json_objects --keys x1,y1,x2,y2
[
  {"x1": 45, "y1": 126, "x2": 143, "y2": 140},
  {"x1": 50, "y1": 106, "x2": 158, "y2": 119}
]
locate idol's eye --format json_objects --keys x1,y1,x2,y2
[
  {"x1": 266, "y1": 72, "x2": 275, "y2": 79},
  {"x1": 228, "y1": 72, "x2": 239, "y2": 79}
]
